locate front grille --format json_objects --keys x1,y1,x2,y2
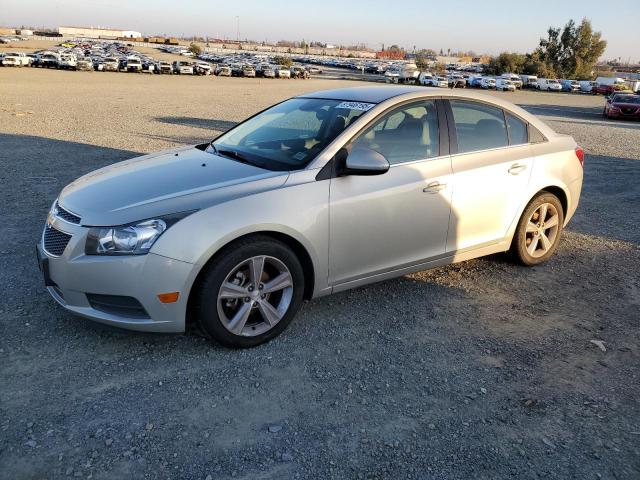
[
  {"x1": 86, "y1": 294, "x2": 150, "y2": 319},
  {"x1": 43, "y1": 226, "x2": 72, "y2": 256},
  {"x1": 55, "y1": 202, "x2": 81, "y2": 224}
]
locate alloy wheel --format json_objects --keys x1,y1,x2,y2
[
  {"x1": 525, "y1": 203, "x2": 560, "y2": 258},
  {"x1": 217, "y1": 255, "x2": 294, "y2": 337}
]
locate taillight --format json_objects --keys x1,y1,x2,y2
[{"x1": 575, "y1": 146, "x2": 584, "y2": 167}]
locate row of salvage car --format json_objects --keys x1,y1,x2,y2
[
  {"x1": 377, "y1": 63, "x2": 639, "y2": 95},
  {"x1": 0, "y1": 41, "x2": 315, "y2": 79}
]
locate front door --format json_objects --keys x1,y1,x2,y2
[{"x1": 329, "y1": 100, "x2": 452, "y2": 285}]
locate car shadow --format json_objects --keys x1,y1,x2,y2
[
  {"x1": 154, "y1": 116, "x2": 238, "y2": 132},
  {"x1": 0, "y1": 133, "x2": 139, "y2": 227}
]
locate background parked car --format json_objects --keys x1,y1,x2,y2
[
  {"x1": 447, "y1": 74, "x2": 466, "y2": 88},
  {"x1": 603, "y1": 93, "x2": 640, "y2": 120},
  {"x1": 103, "y1": 57, "x2": 119, "y2": 72},
  {"x1": 58, "y1": 53, "x2": 77, "y2": 70},
  {"x1": 215, "y1": 64, "x2": 232, "y2": 76},
  {"x1": 537, "y1": 78, "x2": 562, "y2": 91},
  {"x1": 500, "y1": 73, "x2": 523, "y2": 89},
  {"x1": 124, "y1": 56, "x2": 142, "y2": 72},
  {"x1": 579, "y1": 80, "x2": 597, "y2": 93},
  {"x1": 480, "y1": 77, "x2": 496, "y2": 89},
  {"x1": 419, "y1": 73, "x2": 447, "y2": 87},
  {"x1": 290, "y1": 65, "x2": 309, "y2": 79},
  {"x1": 158, "y1": 61, "x2": 173, "y2": 74},
  {"x1": 496, "y1": 78, "x2": 516, "y2": 91},
  {"x1": 560, "y1": 79, "x2": 581, "y2": 92},
  {"x1": 275, "y1": 65, "x2": 291, "y2": 78},
  {"x1": 76, "y1": 57, "x2": 94, "y2": 71},
  {"x1": 2, "y1": 51, "x2": 30, "y2": 67},
  {"x1": 594, "y1": 76, "x2": 628, "y2": 95},
  {"x1": 195, "y1": 62, "x2": 212, "y2": 75},
  {"x1": 242, "y1": 64, "x2": 256, "y2": 77},
  {"x1": 173, "y1": 60, "x2": 194, "y2": 75},
  {"x1": 519, "y1": 75, "x2": 539, "y2": 89}
]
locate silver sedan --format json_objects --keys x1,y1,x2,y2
[{"x1": 38, "y1": 86, "x2": 584, "y2": 347}]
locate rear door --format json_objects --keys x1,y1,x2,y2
[{"x1": 445, "y1": 99, "x2": 533, "y2": 252}]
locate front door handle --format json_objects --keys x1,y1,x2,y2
[
  {"x1": 508, "y1": 163, "x2": 527, "y2": 175},
  {"x1": 423, "y1": 181, "x2": 447, "y2": 193}
]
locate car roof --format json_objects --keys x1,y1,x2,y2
[
  {"x1": 296, "y1": 86, "x2": 559, "y2": 138},
  {"x1": 297, "y1": 86, "x2": 427, "y2": 103}
]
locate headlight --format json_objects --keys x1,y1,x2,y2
[{"x1": 85, "y1": 212, "x2": 194, "y2": 255}]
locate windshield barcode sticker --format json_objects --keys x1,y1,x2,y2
[{"x1": 336, "y1": 101, "x2": 375, "y2": 111}]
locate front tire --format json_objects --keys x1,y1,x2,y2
[
  {"x1": 193, "y1": 236, "x2": 305, "y2": 348},
  {"x1": 511, "y1": 193, "x2": 564, "y2": 266}
]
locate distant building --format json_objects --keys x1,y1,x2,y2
[
  {"x1": 57, "y1": 26, "x2": 142, "y2": 39},
  {"x1": 377, "y1": 50, "x2": 405, "y2": 60}
]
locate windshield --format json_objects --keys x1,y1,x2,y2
[
  {"x1": 212, "y1": 98, "x2": 375, "y2": 171},
  {"x1": 613, "y1": 95, "x2": 640, "y2": 104}
]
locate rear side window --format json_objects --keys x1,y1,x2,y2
[
  {"x1": 450, "y1": 100, "x2": 508, "y2": 153},
  {"x1": 505, "y1": 112, "x2": 528, "y2": 145}
]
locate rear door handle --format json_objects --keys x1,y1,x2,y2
[
  {"x1": 423, "y1": 181, "x2": 447, "y2": 193},
  {"x1": 508, "y1": 163, "x2": 527, "y2": 175}
]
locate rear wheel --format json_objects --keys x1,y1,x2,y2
[
  {"x1": 193, "y1": 236, "x2": 305, "y2": 348},
  {"x1": 511, "y1": 193, "x2": 564, "y2": 266}
]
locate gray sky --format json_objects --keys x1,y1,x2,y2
[{"x1": 3, "y1": 0, "x2": 638, "y2": 60}]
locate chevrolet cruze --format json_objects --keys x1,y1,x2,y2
[{"x1": 38, "y1": 86, "x2": 584, "y2": 347}]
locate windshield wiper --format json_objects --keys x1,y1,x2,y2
[{"x1": 215, "y1": 148, "x2": 261, "y2": 168}]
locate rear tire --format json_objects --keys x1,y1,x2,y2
[
  {"x1": 510, "y1": 193, "x2": 564, "y2": 266},
  {"x1": 193, "y1": 236, "x2": 305, "y2": 348}
]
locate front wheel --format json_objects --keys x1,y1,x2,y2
[
  {"x1": 510, "y1": 193, "x2": 564, "y2": 266},
  {"x1": 193, "y1": 236, "x2": 305, "y2": 348}
]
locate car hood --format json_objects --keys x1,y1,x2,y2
[{"x1": 58, "y1": 145, "x2": 288, "y2": 226}]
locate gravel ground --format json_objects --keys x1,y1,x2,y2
[{"x1": 1, "y1": 68, "x2": 639, "y2": 480}]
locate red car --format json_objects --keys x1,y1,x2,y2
[{"x1": 603, "y1": 93, "x2": 640, "y2": 120}]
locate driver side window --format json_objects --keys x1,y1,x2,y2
[{"x1": 350, "y1": 101, "x2": 440, "y2": 165}]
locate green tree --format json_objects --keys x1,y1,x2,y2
[
  {"x1": 273, "y1": 56, "x2": 292, "y2": 67},
  {"x1": 415, "y1": 55, "x2": 431, "y2": 71},
  {"x1": 188, "y1": 42, "x2": 202, "y2": 56},
  {"x1": 486, "y1": 52, "x2": 526, "y2": 75},
  {"x1": 537, "y1": 18, "x2": 606, "y2": 79},
  {"x1": 522, "y1": 51, "x2": 555, "y2": 77}
]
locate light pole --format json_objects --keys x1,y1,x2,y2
[{"x1": 236, "y1": 16, "x2": 240, "y2": 43}]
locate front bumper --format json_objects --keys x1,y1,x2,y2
[
  {"x1": 606, "y1": 109, "x2": 640, "y2": 119},
  {"x1": 37, "y1": 218, "x2": 196, "y2": 333}
]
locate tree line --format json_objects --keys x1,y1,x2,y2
[{"x1": 485, "y1": 18, "x2": 607, "y2": 79}]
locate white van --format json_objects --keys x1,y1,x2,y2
[
  {"x1": 520, "y1": 75, "x2": 538, "y2": 89},
  {"x1": 579, "y1": 80, "x2": 597, "y2": 93},
  {"x1": 537, "y1": 78, "x2": 562, "y2": 91},
  {"x1": 500, "y1": 73, "x2": 523, "y2": 88}
]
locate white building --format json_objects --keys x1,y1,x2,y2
[{"x1": 57, "y1": 26, "x2": 142, "y2": 39}]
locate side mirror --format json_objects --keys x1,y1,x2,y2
[{"x1": 339, "y1": 147, "x2": 390, "y2": 176}]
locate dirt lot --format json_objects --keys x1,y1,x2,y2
[{"x1": 1, "y1": 68, "x2": 639, "y2": 480}]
